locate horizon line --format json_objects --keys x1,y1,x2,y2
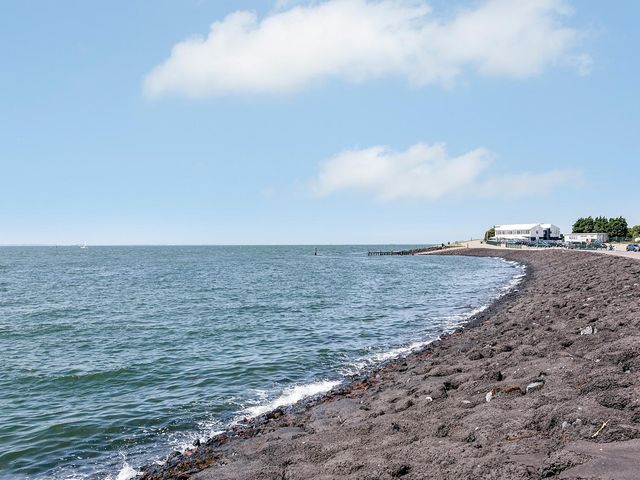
[{"x1": 0, "y1": 242, "x2": 455, "y2": 248}]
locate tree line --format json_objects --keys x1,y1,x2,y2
[{"x1": 572, "y1": 216, "x2": 630, "y2": 238}]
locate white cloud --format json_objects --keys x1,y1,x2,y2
[
  {"x1": 311, "y1": 142, "x2": 582, "y2": 201},
  {"x1": 144, "y1": 0, "x2": 589, "y2": 97}
]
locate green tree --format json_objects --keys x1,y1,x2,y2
[
  {"x1": 607, "y1": 217, "x2": 629, "y2": 238},
  {"x1": 572, "y1": 216, "x2": 595, "y2": 233},
  {"x1": 484, "y1": 226, "x2": 495, "y2": 241},
  {"x1": 593, "y1": 216, "x2": 609, "y2": 233},
  {"x1": 630, "y1": 225, "x2": 640, "y2": 239}
]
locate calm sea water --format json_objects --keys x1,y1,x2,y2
[{"x1": 0, "y1": 246, "x2": 524, "y2": 479}]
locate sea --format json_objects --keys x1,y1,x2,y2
[{"x1": 0, "y1": 245, "x2": 525, "y2": 479}]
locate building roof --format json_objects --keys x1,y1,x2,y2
[{"x1": 495, "y1": 223, "x2": 540, "y2": 230}]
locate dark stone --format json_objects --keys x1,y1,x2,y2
[
  {"x1": 443, "y1": 380, "x2": 459, "y2": 390},
  {"x1": 389, "y1": 463, "x2": 411, "y2": 477},
  {"x1": 435, "y1": 423, "x2": 450, "y2": 437},
  {"x1": 468, "y1": 351, "x2": 484, "y2": 360}
]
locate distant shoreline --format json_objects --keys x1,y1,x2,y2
[{"x1": 139, "y1": 249, "x2": 640, "y2": 479}]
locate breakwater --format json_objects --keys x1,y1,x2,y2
[{"x1": 367, "y1": 245, "x2": 453, "y2": 256}]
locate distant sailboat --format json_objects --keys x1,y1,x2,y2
[{"x1": 80, "y1": 243, "x2": 88, "y2": 249}]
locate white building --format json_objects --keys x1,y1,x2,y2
[
  {"x1": 564, "y1": 232, "x2": 609, "y2": 243},
  {"x1": 540, "y1": 224, "x2": 561, "y2": 239},
  {"x1": 494, "y1": 223, "x2": 561, "y2": 241}
]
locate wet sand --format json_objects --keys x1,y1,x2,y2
[{"x1": 140, "y1": 249, "x2": 640, "y2": 479}]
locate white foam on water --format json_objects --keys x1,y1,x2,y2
[
  {"x1": 114, "y1": 464, "x2": 137, "y2": 480},
  {"x1": 103, "y1": 453, "x2": 137, "y2": 480},
  {"x1": 369, "y1": 339, "x2": 432, "y2": 363},
  {"x1": 492, "y1": 258, "x2": 526, "y2": 293},
  {"x1": 466, "y1": 304, "x2": 489, "y2": 317},
  {"x1": 503, "y1": 262, "x2": 527, "y2": 291},
  {"x1": 166, "y1": 418, "x2": 225, "y2": 454},
  {"x1": 241, "y1": 380, "x2": 342, "y2": 418},
  {"x1": 342, "y1": 305, "x2": 494, "y2": 377},
  {"x1": 339, "y1": 338, "x2": 438, "y2": 376}
]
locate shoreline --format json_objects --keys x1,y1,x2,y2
[{"x1": 140, "y1": 249, "x2": 640, "y2": 479}]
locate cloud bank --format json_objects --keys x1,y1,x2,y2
[
  {"x1": 144, "y1": 0, "x2": 589, "y2": 97},
  {"x1": 311, "y1": 143, "x2": 582, "y2": 201}
]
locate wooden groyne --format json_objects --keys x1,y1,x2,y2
[
  {"x1": 367, "y1": 246, "x2": 451, "y2": 256},
  {"x1": 368, "y1": 250, "x2": 411, "y2": 256}
]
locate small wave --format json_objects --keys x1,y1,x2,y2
[
  {"x1": 495, "y1": 258, "x2": 526, "y2": 292},
  {"x1": 165, "y1": 418, "x2": 224, "y2": 454},
  {"x1": 241, "y1": 380, "x2": 342, "y2": 418},
  {"x1": 467, "y1": 304, "x2": 490, "y2": 317},
  {"x1": 103, "y1": 453, "x2": 137, "y2": 480},
  {"x1": 115, "y1": 464, "x2": 137, "y2": 480},
  {"x1": 506, "y1": 267, "x2": 526, "y2": 291},
  {"x1": 340, "y1": 338, "x2": 436, "y2": 376},
  {"x1": 366, "y1": 338, "x2": 434, "y2": 364}
]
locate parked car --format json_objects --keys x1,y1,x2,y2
[{"x1": 626, "y1": 244, "x2": 640, "y2": 252}]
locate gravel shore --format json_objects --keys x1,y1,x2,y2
[{"x1": 140, "y1": 249, "x2": 640, "y2": 480}]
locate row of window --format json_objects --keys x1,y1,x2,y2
[{"x1": 496, "y1": 230, "x2": 537, "y2": 235}]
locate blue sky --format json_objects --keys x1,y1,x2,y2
[{"x1": 1, "y1": 0, "x2": 638, "y2": 245}]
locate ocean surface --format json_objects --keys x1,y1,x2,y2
[{"x1": 0, "y1": 246, "x2": 524, "y2": 479}]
